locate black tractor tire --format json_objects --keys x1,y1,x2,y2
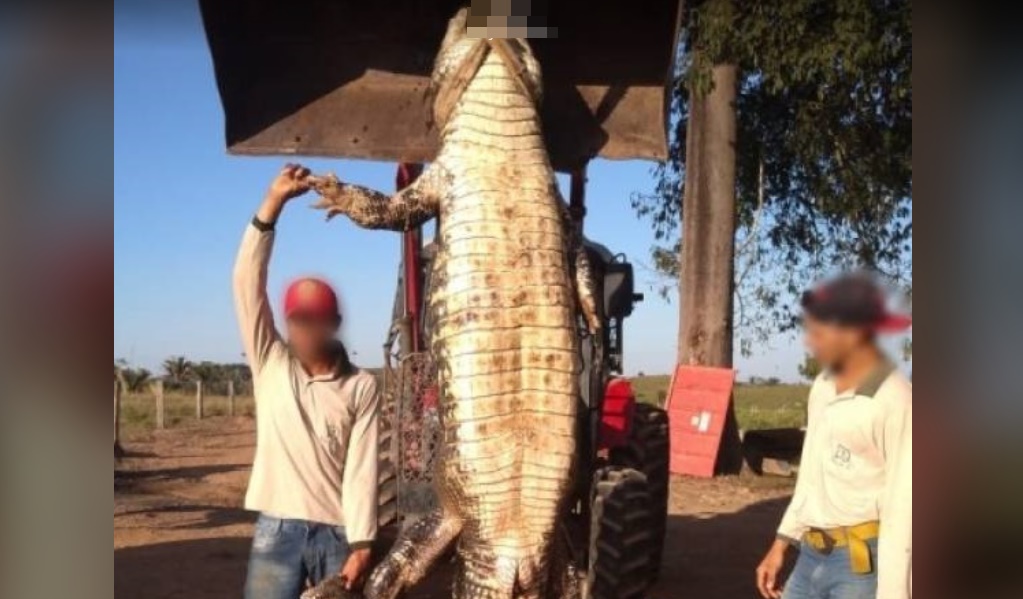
[
  {"x1": 610, "y1": 403, "x2": 670, "y2": 582},
  {"x1": 585, "y1": 467, "x2": 653, "y2": 599}
]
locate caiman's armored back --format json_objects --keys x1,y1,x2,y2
[{"x1": 308, "y1": 8, "x2": 600, "y2": 599}]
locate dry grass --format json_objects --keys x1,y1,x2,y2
[{"x1": 119, "y1": 392, "x2": 255, "y2": 437}]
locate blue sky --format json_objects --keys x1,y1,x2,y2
[{"x1": 114, "y1": 3, "x2": 813, "y2": 380}]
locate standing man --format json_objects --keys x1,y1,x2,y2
[
  {"x1": 234, "y1": 164, "x2": 379, "y2": 598},
  {"x1": 756, "y1": 273, "x2": 912, "y2": 599}
]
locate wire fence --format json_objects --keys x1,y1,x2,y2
[{"x1": 115, "y1": 379, "x2": 256, "y2": 439}]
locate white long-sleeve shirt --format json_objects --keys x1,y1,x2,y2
[
  {"x1": 778, "y1": 363, "x2": 912, "y2": 599},
  {"x1": 233, "y1": 220, "x2": 379, "y2": 548}
]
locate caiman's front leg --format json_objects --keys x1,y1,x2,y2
[
  {"x1": 557, "y1": 197, "x2": 602, "y2": 335},
  {"x1": 573, "y1": 241, "x2": 602, "y2": 335},
  {"x1": 308, "y1": 164, "x2": 449, "y2": 231}
]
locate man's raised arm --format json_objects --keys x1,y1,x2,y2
[{"x1": 233, "y1": 164, "x2": 312, "y2": 375}]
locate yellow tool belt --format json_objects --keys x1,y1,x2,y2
[{"x1": 803, "y1": 521, "x2": 880, "y2": 574}]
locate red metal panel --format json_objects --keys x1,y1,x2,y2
[{"x1": 664, "y1": 365, "x2": 736, "y2": 478}]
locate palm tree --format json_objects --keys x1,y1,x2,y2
[
  {"x1": 162, "y1": 356, "x2": 193, "y2": 383},
  {"x1": 122, "y1": 368, "x2": 152, "y2": 393}
]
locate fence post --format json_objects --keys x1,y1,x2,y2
[
  {"x1": 155, "y1": 379, "x2": 165, "y2": 430},
  {"x1": 114, "y1": 380, "x2": 122, "y2": 448},
  {"x1": 228, "y1": 379, "x2": 236, "y2": 417},
  {"x1": 195, "y1": 380, "x2": 204, "y2": 420}
]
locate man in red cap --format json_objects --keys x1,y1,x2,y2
[
  {"x1": 756, "y1": 273, "x2": 912, "y2": 599},
  {"x1": 233, "y1": 164, "x2": 378, "y2": 598}
]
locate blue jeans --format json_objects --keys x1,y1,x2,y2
[
  {"x1": 782, "y1": 539, "x2": 879, "y2": 599},
  {"x1": 244, "y1": 514, "x2": 351, "y2": 599}
]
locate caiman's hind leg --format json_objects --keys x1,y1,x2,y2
[
  {"x1": 545, "y1": 532, "x2": 583, "y2": 599},
  {"x1": 512, "y1": 549, "x2": 552, "y2": 599},
  {"x1": 365, "y1": 509, "x2": 463, "y2": 599},
  {"x1": 453, "y1": 549, "x2": 517, "y2": 599}
]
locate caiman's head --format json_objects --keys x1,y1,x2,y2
[{"x1": 429, "y1": 6, "x2": 543, "y2": 128}]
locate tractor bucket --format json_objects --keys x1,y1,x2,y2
[{"x1": 198, "y1": 0, "x2": 682, "y2": 172}]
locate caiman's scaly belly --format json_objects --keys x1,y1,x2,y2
[{"x1": 429, "y1": 172, "x2": 578, "y2": 549}]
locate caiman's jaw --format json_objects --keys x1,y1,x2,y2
[{"x1": 429, "y1": 7, "x2": 543, "y2": 130}]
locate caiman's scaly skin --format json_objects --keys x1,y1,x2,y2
[{"x1": 308, "y1": 9, "x2": 600, "y2": 599}]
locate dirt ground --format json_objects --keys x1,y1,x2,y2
[{"x1": 115, "y1": 418, "x2": 795, "y2": 599}]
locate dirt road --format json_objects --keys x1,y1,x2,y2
[{"x1": 114, "y1": 418, "x2": 794, "y2": 599}]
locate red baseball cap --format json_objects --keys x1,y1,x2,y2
[
  {"x1": 283, "y1": 278, "x2": 341, "y2": 321},
  {"x1": 801, "y1": 273, "x2": 911, "y2": 333}
]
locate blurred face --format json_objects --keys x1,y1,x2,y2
[
  {"x1": 803, "y1": 316, "x2": 872, "y2": 372},
  {"x1": 285, "y1": 313, "x2": 340, "y2": 362}
]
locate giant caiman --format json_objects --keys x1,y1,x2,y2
[{"x1": 305, "y1": 8, "x2": 600, "y2": 598}]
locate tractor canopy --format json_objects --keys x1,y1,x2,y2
[{"x1": 198, "y1": 0, "x2": 683, "y2": 172}]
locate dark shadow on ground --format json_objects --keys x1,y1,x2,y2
[
  {"x1": 650, "y1": 496, "x2": 796, "y2": 599},
  {"x1": 115, "y1": 464, "x2": 249, "y2": 490},
  {"x1": 116, "y1": 463, "x2": 249, "y2": 481},
  {"x1": 115, "y1": 537, "x2": 251, "y2": 599},
  {"x1": 115, "y1": 504, "x2": 255, "y2": 530}
]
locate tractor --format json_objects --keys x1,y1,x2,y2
[{"x1": 200, "y1": 2, "x2": 681, "y2": 596}]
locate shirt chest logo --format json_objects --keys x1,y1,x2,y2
[
  {"x1": 831, "y1": 443, "x2": 853, "y2": 468},
  {"x1": 323, "y1": 423, "x2": 341, "y2": 455}
]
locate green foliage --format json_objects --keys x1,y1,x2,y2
[
  {"x1": 189, "y1": 361, "x2": 219, "y2": 383},
  {"x1": 117, "y1": 357, "x2": 253, "y2": 395},
  {"x1": 632, "y1": 0, "x2": 912, "y2": 349},
  {"x1": 798, "y1": 353, "x2": 822, "y2": 381},
  {"x1": 168, "y1": 359, "x2": 252, "y2": 394}
]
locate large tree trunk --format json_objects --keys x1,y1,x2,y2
[
  {"x1": 678, "y1": 61, "x2": 744, "y2": 474},
  {"x1": 679, "y1": 62, "x2": 737, "y2": 366}
]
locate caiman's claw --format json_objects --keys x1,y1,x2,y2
[
  {"x1": 307, "y1": 172, "x2": 343, "y2": 197},
  {"x1": 300, "y1": 575, "x2": 364, "y2": 599},
  {"x1": 309, "y1": 196, "x2": 342, "y2": 216},
  {"x1": 324, "y1": 208, "x2": 346, "y2": 221},
  {"x1": 307, "y1": 172, "x2": 350, "y2": 220}
]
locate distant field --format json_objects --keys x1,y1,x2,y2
[
  {"x1": 120, "y1": 375, "x2": 808, "y2": 436},
  {"x1": 630, "y1": 375, "x2": 808, "y2": 430}
]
